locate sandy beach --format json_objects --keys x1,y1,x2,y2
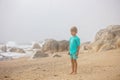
[
  {"x1": 0, "y1": 0, "x2": 120, "y2": 80},
  {"x1": 0, "y1": 49, "x2": 120, "y2": 80}
]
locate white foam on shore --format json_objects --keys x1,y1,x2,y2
[
  {"x1": 0, "y1": 52, "x2": 33, "y2": 59},
  {"x1": 0, "y1": 40, "x2": 46, "y2": 61}
]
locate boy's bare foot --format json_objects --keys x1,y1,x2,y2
[
  {"x1": 72, "y1": 72, "x2": 77, "y2": 75},
  {"x1": 69, "y1": 72, "x2": 74, "y2": 75}
]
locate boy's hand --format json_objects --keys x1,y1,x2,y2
[
  {"x1": 68, "y1": 52, "x2": 70, "y2": 55},
  {"x1": 76, "y1": 52, "x2": 79, "y2": 56}
]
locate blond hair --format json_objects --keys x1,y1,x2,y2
[{"x1": 70, "y1": 26, "x2": 78, "y2": 33}]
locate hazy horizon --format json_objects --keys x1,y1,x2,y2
[{"x1": 0, "y1": 0, "x2": 120, "y2": 43}]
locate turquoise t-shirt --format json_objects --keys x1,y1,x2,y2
[{"x1": 69, "y1": 36, "x2": 80, "y2": 54}]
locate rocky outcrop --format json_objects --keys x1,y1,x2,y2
[
  {"x1": 0, "y1": 45, "x2": 7, "y2": 52},
  {"x1": 80, "y1": 42, "x2": 91, "y2": 51},
  {"x1": 8, "y1": 47, "x2": 25, "y2": 53},
  {"x1": 42, "y1": 39, "x2": 59, "y2": 53},
  {"x1": 58, "y1": 40, "x2": 69, "y2": 52},
  {"x1": 83, "y1": 25, "x2": 120, "y2": 52},
  {"x1": 95, "y1": 29, "x2": 116, "y2": 41},
  {"x1": 42, "y1": 39, "x2": 69, "y2": 53},
  {"x1": 32, "y1": 50, "x2": 49, "y2": 58},
  {"x1": 116, "y1": 38, "x2": 120, "y2": 48},
  {"x1": 32, "y1": 42, "x2": 41, "y2": 49}
]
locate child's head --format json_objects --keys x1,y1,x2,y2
[{"x1": 70, "y1": 26, "x2": 78, "y2": 36}]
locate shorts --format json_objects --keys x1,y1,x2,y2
[{"x1": 70, "y1": 53, "x2": 78, "y2": 60}]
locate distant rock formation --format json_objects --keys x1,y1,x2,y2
[
  {"x1": 8, "y1": 47, "x2": 25, "y2": 53},
  {"x1": 80, "y1": 41, "x2": 91, "y2": 51},
  {"x1": 42, "y1": 39, "x2": 58, "y2": 53},
  {"x1": 58, "y1": 40, "x2": 69, "y2": 52},
  {"x1": 116, "y1": 38, "x2": 120, "y2": 48},
  {"x1": 32, "y1": 42, "x2": 41, "y2": 49},
  {"x1": 32, "y1": 50, "x2": 49, "y2": 58},
  {"x1": 81, "y1": 25, "x2": 120, "y2": 53},
  {"x1": 42, "y1": 39, "x2": 69, "y2": 53},
  {"x1": 0, "y1": 44, "x2": 7, "y2": 52}
]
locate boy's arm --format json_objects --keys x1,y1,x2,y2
[
  {"x1": 77, "y1": 46, "x2": 80, "y2": 56},
  {"x1": 68, "y1": 50, "x2": 70, "y2": 55},
  {"x1": 68, "y1": 46, "x2": 70, "y2": 55}
]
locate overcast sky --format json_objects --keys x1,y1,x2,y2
[{"x1": 0, "y1": 0, "x2": 120, "y2": 43}]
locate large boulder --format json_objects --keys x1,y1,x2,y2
[
  {"x1": 91, "y1": 25, "x2": 120, "y2": 52},
  {"x1": 107, "y1": 25, "x2": 120, "y2": 36},
  {"x1": 8, "y1": 47, "x2": 25, "y2": 53},
  {"x1": 32, "y1": 50, "x2": 49, "y2": 58},
  {"x1": 116, "y1": 38, "x2": 120, "y2": 48},
  {"x1": 58, "y1": 40, "x2": 69, "y2": 52},
  {"x1": 80, "y1": 41, "x2": 91, "y2": 51},
  {"x1": 96, "y1": 25, "x2": 120, "y2": 41},
  {"x1": 32, "y1": 42, "x2": 41, "y2": 49},
  {"x1": 90, "y1": 40, "x2": 104, "y2": 52},
  {"x1": 98, "y1": 40, "x2": 116, "y2": 52},
  {"x1": 42, "y1": 39, "x2": 69, "y2": 53},
  {"x1": 42, "y1": 39, "x2": 59, "y2": 53},
  {"x1": 95, "y1": 29, "x2": 116, "y2": 41},
  {"x1": 0, "y1": 44, "x2": 7, "y2": 52}
]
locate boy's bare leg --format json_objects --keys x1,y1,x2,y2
[
  {"x1": 70, "y1": 59, "x2": 74, "y2": 74},
  {"x1": 73, "y1": 59, "x2": 77, "y2": 74}
]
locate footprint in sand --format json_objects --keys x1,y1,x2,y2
[
  {"x1": 32, "y1": 67, "x2": 41, "y2": 71},
  {"x1": 53, "y1": 74, "x2": 58, "y2": 77},
  {"x1": 4, "y1": 75, "x2": 9, "y2": 78},
  {"x1": 36, "y1": 67, "x2": 41, "y2": 69},
  {"x1": 42, "y1": 69, "x2": 46, "y2": 71}
]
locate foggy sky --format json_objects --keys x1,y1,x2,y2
[{"x1": 0, "y1": 0, "x2": 120, "y2": 43}]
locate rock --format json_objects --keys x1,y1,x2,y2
[
  {"x1": 42, "y1": 39, "x2": 59, "y2": 53},
  {"x1": 116, "y1": 38, "x2": 120, "y2": 48},
  {"x1": 58, "y1": 40, "x2": 69, "y2": 52},
  {"x1": 95, "y1": 29, "x2": 107, "y2": 41},
  {"x1": 95, "y1": 29, "x2": 116, "y2": 41},
  {"x1": 91, "y1": 25, "x2": 120, "y2": 52},
  {"x1": 90, "y1": 40, "x2": 104, "y2": 52},
  {"x1": 108, "y1": 25, "x2": 119, "y2": 34},
  {"x1": 98, "y1": 40, "x2": 116, "y2": 52},
  {"x1": 107, "y1": 25, "x2": 120, "y2": 33},
  {"x1": 0, "y1": 44, "x2": 7, "y2": 52},
  {"x1": 32, "y1": 50, "x2": 48, "y2": 58},
  {"x1": 79, "y1": 41, "x2": 91, "y2": 54},
  {"x1": 42, "y1": 39, "x2": 69, "y2": 53},
  {"x1": 80, "y1": 41, "x2": 91, "y2": 51},
  {"x1": 8, "y1": 47, "x2": 25, "y2": 53},
  {"x1": 53, "y1": 54, "x2": 61, "y2": 58},
  {"x1": 32, "y1": 42, "x2": 41, "y2": 49}
]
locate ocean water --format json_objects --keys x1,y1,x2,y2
[
  {"x1": 0, "y1": 41, "x2": 45, "y2": 61},
  {"x1": 0, "y1": 52, "x2": 33, "y2": 61}
]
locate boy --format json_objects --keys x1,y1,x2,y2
[{"x1": 69, "y1": 26, "x2": 80, "y2": 75}]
